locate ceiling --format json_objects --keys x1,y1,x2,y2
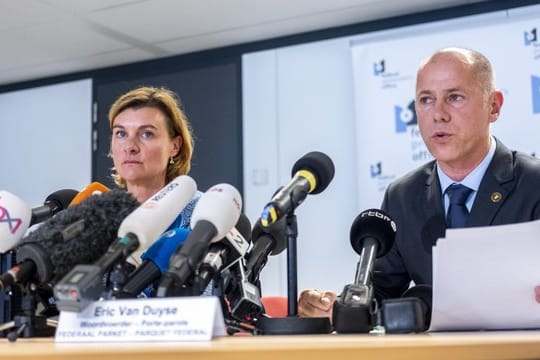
[{"x1": 0, "y1": 0, "x2": 489, "y2": 87}]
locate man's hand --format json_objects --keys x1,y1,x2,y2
[
  {"x1": 535, "y1": 286, "x2": 540, "y2": 303},
  {"x1": 298, "y1": 289, "x2": 338, "y2": 320}
]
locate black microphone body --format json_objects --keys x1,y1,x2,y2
[
  {"x1": 244, "y1": 218, "x2": 287, "y2": 283},
  {"x1": 55, "y1": 233, "x2": 141, "y2": 309},
  {"x1": 119, "y1": 227, "x2": 190, "y2": 298},
  {"x1": 157, "y1": 221, "x2": 218, "y2": 297},
  {"x1": 195, "y1": 213, "x2": 252, "y2": 295},
  {"x1": 333, "y1": 209, "x2": 396, "y2": 333},
  {"x1": 381, "y1": 284, "x2": 432, "y2": 333},
  {"x1": 30, "y1": 189, "x2": 78, "y2": 226},
  {"x1": 260, "y1": 151, "x2": 334, "y2": 227}
]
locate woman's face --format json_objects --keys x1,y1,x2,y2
[{"x1": 110, "y1": 106, "x2": 180, "y2": 187}]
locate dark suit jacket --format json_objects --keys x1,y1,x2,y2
[{"x1": 373, "y1": 138, "x2": 540, "y2": 300}]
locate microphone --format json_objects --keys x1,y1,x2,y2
[
  {"x1": 0, "y1": 189, "x2": 139, "y2": 291},
  {"x1": 332, "y1": 209, "x2": 396, "y2": 333},
  {"x1": 0, "y1": 191, "x2": 32, "y2": 253},
  {"x1": 30, "y1": 189, "x2": 79, "y2": 226},
  {"x1": 54, "y1": 175, "x2": 197, "y2": 311},
  {"x1": 260, "y1": 151, "x2": 334, "y2": 227},
  {"x1": 69, "y1": 182, "x2": 110, "y2": 206},
  {"x1": 118, "y1": 227, "x2": 190, "y2": 298},
  {"x1": 122, "y1": 175, "x2": 198, "y2": 266},
  {"x1": 223, "y1": 217, "x2": 287, "y2": 322},
  {"x1": 227, "y1": 259, "x2": 264, "y2": 323},
  {"x1": 156, "y1": 183, "x2": 242, "y2": 297},
  {"x1": 244, "y1": 217, "x2": 287, "y2": 283},
  {"x1": 195, "y1": 213, "x2": 252, "y2": 295}
]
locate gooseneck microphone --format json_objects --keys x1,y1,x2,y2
[
  {"x1": 333, "y1": 209, "x2": 396, "y2": 333},
  {"x1": 244, "y1": 217, "x2": 287, "y2": 283},
  {"x1": 156, "y1": 183, "x2": 242, "y2": 297},
  {"x1": 260, "y1": 151, "x2": 334, "y2": 227},
  {"x1": 54, "y1": 175, "x2": 197, "y2": 312},
  {"x1": 30, "y1": 189, "x2": 79, "y2": 226},
  {"x1": 0, "y1": 189, "x2": 139, "y2": 291}
]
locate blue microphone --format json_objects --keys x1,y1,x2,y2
[{"x1": 119, "y1": 227, "x2": 190, "y2": 297}]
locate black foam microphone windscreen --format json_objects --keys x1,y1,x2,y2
[{"x1": 17, "y1": 189, "x2": 139, "y2": 285}]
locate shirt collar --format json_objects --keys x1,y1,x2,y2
[{"x1": 438, "y1": 136, "x2": 496, "y2": 194}]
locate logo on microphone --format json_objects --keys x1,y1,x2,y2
[
  {"x1": 149, "y1": 182, "x2": 179, "y2": 204},
  {"x1": 361, "y1": 210, "x2": 397, "y2": 232},
  {"x1": 524, "y1": 28, "x2": 538, "y2": 46},
  {"x1": 0, "y1": 206, "x2": 24, "y2": 234},
  {"x1": 394, "y1": 100, "x2": 417, "y2": 133},
  {"x1": 532, "y1": 75, "x2": 540, "y2": 114}
]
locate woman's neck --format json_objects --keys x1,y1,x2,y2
[{"x1": 127, "y1": 179, "x2": 166, "y2": 203}]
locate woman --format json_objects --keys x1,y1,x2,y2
[{"x1": 108, "y1": 86, "x2": 199, "y2": 229}]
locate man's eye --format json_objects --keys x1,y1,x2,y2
[
  {"x1": 418, "y1": 96, "x2": 432, "y2": 105},
  {"x1": 449, "y1": 94, "x2": 463, "y2": 102}
]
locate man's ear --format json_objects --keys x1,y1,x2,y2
[{"x1": 489, "y1": 90, "x2": 504, "y2": 123}]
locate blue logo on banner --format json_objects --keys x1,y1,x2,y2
[
  {"x1": 532, "y1": 75, "x2": 540, "y2": 114},
  {"x1": 373, "y1": 59, "x2": 385, "y2": 76},
  {"x1": 370, "y1": 162, "x2": 382, "y2": 178},
  {"x1": 524, "y1": 28, "x2": 538, "y2": 46},
  {"x1": 394, "y1": 100, "x2": 417, "y2": 133}
]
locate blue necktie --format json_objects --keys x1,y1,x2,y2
[{"x1": 446, "y1": 184, "x2": 473, "y2": 228}]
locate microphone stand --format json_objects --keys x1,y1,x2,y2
[
  {"x1": 0, "y1": 284, "x2": 57, "y2": 342},
  {"x1": 285, "y1": 212, "x2": 299, "y2": 316},
  {"x1": 257, "y1": 191, "x2": 331, "y2": 334}
]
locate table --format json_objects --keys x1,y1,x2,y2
[{"x1": 2, "y1": 331, "x2": 540, "y2": 360}]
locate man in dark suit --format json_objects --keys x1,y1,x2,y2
[{"x1": 298, "y1": 47, "x2": 540, "y2": 319}]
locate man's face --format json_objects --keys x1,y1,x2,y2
[{"x1": 415, "y1": 54, "x2": 500, "y2": 174}]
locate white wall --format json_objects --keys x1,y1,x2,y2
[
  {"x1": 0, "y1": 79, "x2": 92, "y2": 207},
  {"x1": 243, "y1": 38, "x2": 360, "y2": 296}
]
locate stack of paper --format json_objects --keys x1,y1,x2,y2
[{"x1": 429, "y1": 219, "x2": 540, "y2": 331}]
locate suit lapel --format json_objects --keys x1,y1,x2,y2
[
  {"x1": 424, "y1": 162, "x2": 443, "y2": 218},
  {"x1": 468, "y1": 139, "x2": 515, "y2": 227}
]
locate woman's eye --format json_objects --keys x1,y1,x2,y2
[
  {"x1": 114, "y1": 130, "x2": 126, "y2": 138},
  {"x1": 142, "y1": 131, "x2": 155, "y2": 138}
]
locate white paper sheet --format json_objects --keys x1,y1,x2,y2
[{"x1": 429, "y1": 219, "x2": 540, "y2": 331}]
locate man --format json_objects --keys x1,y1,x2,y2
[{"x1": 298, "y1": 47, "x2": 540, "y2": 319}]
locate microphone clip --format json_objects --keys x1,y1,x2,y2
[{"x1": 332, "y1": 283, "x2": 378, "y2": 333}]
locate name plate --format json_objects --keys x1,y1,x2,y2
[{"x1": 55, "y1": 296, "x2": 226, "y2": 342}]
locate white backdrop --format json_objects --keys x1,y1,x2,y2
[
  {"x1": 353, "y1": 9, "x2": 540, "y2": 211},
  {"x1": 243, "y1": 4, "x2": 540, "y2": 297}
]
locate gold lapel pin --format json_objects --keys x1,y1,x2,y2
[{"x1": 491, "y1": 192, "x2": 502, "y2": 203}]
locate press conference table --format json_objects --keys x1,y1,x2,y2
[{"x1": 2, "y1": 331, "x2": 540, "y2": 360}]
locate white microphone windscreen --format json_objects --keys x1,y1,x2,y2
[
  {"x1": 118, "y1": 175, "x2": 197, "y2": 256},
  {"x1": 190, "y1": 183, "x2": 242, "y2": 240},
  {"x1": 0, "y1": 191, "x2": 32, "y2": 252}
]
